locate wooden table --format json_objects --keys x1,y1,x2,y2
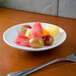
[{"x1": 0, "y1": 8, "x2": 76, "y2": 76}]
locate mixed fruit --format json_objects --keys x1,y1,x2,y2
[{"x1": 14, "y1": 22, "x2": 60, "y2": 48}]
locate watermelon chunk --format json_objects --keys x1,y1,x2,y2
[
  {"x1": 14, "y1": 33, "x2": 30, "y2": 46},
  {"x1": 31, "y1": 22, "x2": 43, "y2": 38}
]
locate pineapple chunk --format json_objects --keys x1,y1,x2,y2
[{"x1": 46, "y1": 25, "x2": 60, "y2": 37}]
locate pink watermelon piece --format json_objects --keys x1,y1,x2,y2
[
  {"x1": 14, "y1": 33, "x2": 30, "y2": 46},
  {"x1": 31, "y1": 22, "x2": 43, "y2": 38}
]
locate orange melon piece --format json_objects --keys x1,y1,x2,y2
[{"x1": 42, "y1": 28, "x2": 50, "y2": 37}]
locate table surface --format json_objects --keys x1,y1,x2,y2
[{"x1": 0, "y1": 8, "x2": 76, "y2": 76}]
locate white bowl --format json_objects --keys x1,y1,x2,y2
[{"x1": 3, "y1": 22, "x2": 67, "y2": 52}]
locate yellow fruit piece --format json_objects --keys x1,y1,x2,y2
[
  {"x1": 42, "y1": 28, "x2": 50, "y2": 37},
  {"x1": 46, "y1": 25, "x2": 60, "y2": 37},
  {"x1": 25, "y1": 29, "x2": 31, "y2": 38}
]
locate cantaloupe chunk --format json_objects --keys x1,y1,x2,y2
[{"x1": 42, "y1": 28, "x2": 50, "y2": 37}]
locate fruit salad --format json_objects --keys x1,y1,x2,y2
[{"x1": 14, "y1": 22, "x2": 60, "y2": 48}]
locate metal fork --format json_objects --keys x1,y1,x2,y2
[{"x1": 7, "y1": 52, "x2": 76, "y2": 76}]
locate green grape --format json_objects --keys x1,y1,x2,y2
[{"x1": 29, "y1": 38, "x2": 44, "y2": 48}]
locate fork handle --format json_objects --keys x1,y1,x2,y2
[{"x1": 7, "y1": 58, "x2": 66, "y2": 76}]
